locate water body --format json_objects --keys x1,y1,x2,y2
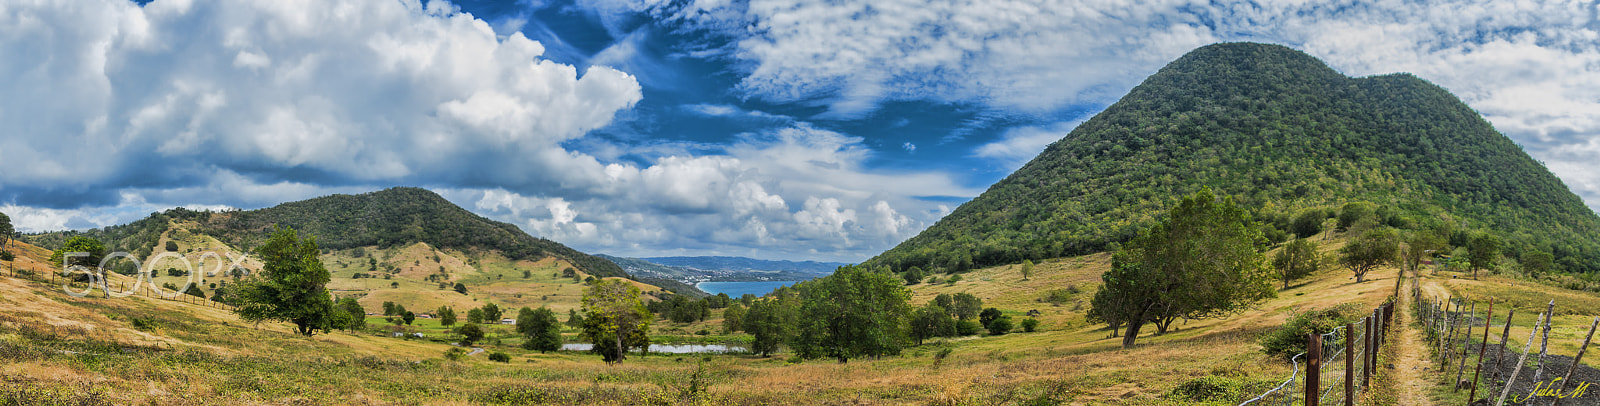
[
  {"x1": 696, "y1": 281, "x2": 800, "y2": 297},
  {"x1": 560, "y1": 343, "x2": 746, "y2": 354}
]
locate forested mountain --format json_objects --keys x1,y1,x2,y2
[
  {"x1": 25, "y1": 187, "x2": 630, "y2": 279},
  {"x1": 601, "y1": 254, "x2": 836, "y2": 283},
  {"x1": 867, "y1": 42, "x2": 1600, "y2": 275},
  {"x1": 641, "y1": 256, "x2": 844, "y2": 275}
]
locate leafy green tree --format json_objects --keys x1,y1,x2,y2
[
  {"x1": 902, "y1": 266, "x2": 924, "y2": 285},
  {"x1": 978, "y1": 308, "x2": 1004, "y2": 328},
  {"x1": 1020, "y1": 318, "x2": 1039, "y2": 332},
  {"x1": 164, "y1": 240, "x2": 179, "y2": 252},
  {"x1": 789, "y1": 265, "x2": 913, "y2": 363},
  {"x1": 1272, "y1": 238, "x2": 1319, "y2": 289},
  {"x1": 1290, "y1": 209, "x2": 1325, "y2": 238},
  {"x1": 481, "y1": 303, "x2": 503, "y2": 323},
  {"x1": 48, "y1": 236, "x2": 107, "y2": 271},
  {"x1": 0, "y1": 212, "x2": 12, "y2": 254},
  {"x1": 1019, "y1": 260, "x2": 1034, "y2": 280},
  {"x1": 566, "y1": 309, "x2": 584, "y2": 328},
  {"x1": 909, "y1": 303, "x2": 955, "y2": 345},
  {"x1": 517, "y1": 306, "x2": 563, "y2": 353},
  {"x1": 1091, "y1": 188, "x2": 1275, "y2": 348},
  {"x1": 382, "y1": 301, "x2": 397, "y2": 316},
  {"x1": 1467, "y1": 232, "x2": 1502, "y2": 279},
  {"x1": 954, "y1": 319, "x2": 982, "y2": 336},
  {"x1": 743, "y1": 299, "x2": 789, "y2": 357},
  {"x1": 454, "y1": 282, "x2": 468, "y2": 294},
  {"x1": 488, "y1": 352, "x2": 511, "y2": 363},
  {"x1": 1402, "y1": 230, "x2": 1448, "y2": 275},
  {"x1": 233, "y1": 227, "x2": 336, "y2": 337},
  {"x1": 402, "y1": 311, "x2": 415, "y2": 325},
  {"x1": 721, "y1": 304, "x2": 746, "y2": 334},
  {"x1": 1336, "y1": 202, "x2": 1376, "y2": 231},
  {"x1": 1339, "y1": 227, "x2": 1399, "y2": 282},
  {"x1": 581, "y1": 279, "x2": 653, "y2": 363},
  {"x1": 337, "y1": 298, "x2": 366, "y2": 331},
  {"x1": 1522, "y1": 249, "x2": 1554, "y2": 277},
  {"x1": 950, "y1": 293, "x2": 982, "y2": 321},
  {"x1": 458, "y1": 323, "x2": 485, "y2": 346},
  {"x1": 436, "y1": 306, "x2": 457, "y2": 326},
  {"x1": 467, "y1": 308, "x2": 484, "y2": 324}
]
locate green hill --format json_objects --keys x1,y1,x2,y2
[
  {"x1": 24, "y1": 187, "x2": 630, "y2": 279},
  {"x1": 867, "y1": 42, "x2": 1600, "y2": 274}
]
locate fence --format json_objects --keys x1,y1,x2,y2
[
  {"x1": 1415, "y1": 282, "x2": 1600, "y2": 406},
  {"x1": 1240, "y1": 300, "x2": 1395, "y2": 406},
  {"x1": 2, "y1": 258, "x2": 237, "y2": 312}
]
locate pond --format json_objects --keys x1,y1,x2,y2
[
  {"x1": 695, "y1": 281, "x2": 800, "y2": 297},
  {"x1": 560, "y1": 343, "x2": 747, "y2": 354}
]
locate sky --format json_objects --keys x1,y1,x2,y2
[{"x1": 2, "y1": 0, "x2": 1599, "y2": 263}]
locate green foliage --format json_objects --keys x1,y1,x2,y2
[
  {"x1": 1170, "y1": 375, "x2": 1248, "y2": 403},
  {"x1": 581, "y1": 279, "x2": 653, "y2": 363},
  {"x1": 337, "y1": 298, "x2": 366, "y2": 331},
  {"x1": 909, "y1": 303, "x2": 955, "y2": 345},
  {"x1": 516, "y1": 306, "x2": 563, "y2": 353},
  {"x1": 566, "y1": 309, "x2": 584, "y2": 329},
  {"x1": 1020, "y1": 318, "x2": 1039, "y2": 332},
  {"x1": 0, "y1": 211, "x2": 12, "y2": 253},
  {"x1": 1091, "y1": 188, "x2": 1275, "y2": 347},
  {"x1": 978, "y1": 308, "x2": 1003, "y2": 328},
  {"x1": 862, "y1": 42, "x2": 1600, "y2": 277},
  {"x1": 164, "y1": 240, "x2": 179, "y2": 252},
  {"x1": 985, "y1": 317, "x2": 1013, "y2": 336},
  {"x1": 382, "y1": 301, "x2": 397, "y2": 316},
  {"x1": 436, "y1": 306, "x2": 457, "y2": 326},
  {"x1": 1259, "y1": 304, "x2": 1364, "y2": 359},
  {"x1": 954, "y1": 320, "x2": 982, "y2": 336},
  {"x1": 901, "y1": 266, "x2": 924, "y2": 285},
  {"x1": 1019, "y1": 260, "x2": 1034, "y2": 280},
  {"x1": 1339, "y1": 227, "x2": 1399, "y2": 282},
  {"x1": 402, "y1": 311, "x2": 415, "y2": 325},
  {"x1": 1272, "y1": 238, "x2": 1319, "y2": 288},
  {"x1": 1336, "y1": 202, "x2": 1376, "y2": 231},
  {"x1": 1468, "y1": 232, "x2": 1503, "y2": 278},
  {"x1": 48, "y1": 236, "x2": 106, "y2": 271},
  {"x1": 454, "y1": 283, "x2": 468, "y2": 295},
  {"x1": 233, "y1": 227, "x2": 335, "y2": 337},
  {"x1": 480, "y1": 303, "x2": 503, "y2": 323},
  {"x1": 1290, "y1": 209, "x2": 1325, "y2": 238},
  {"x1": 457, "y1": 323, "x2": 485, "y2": 346},
  {"x1": 789, "y1": 265, "x2": 912, "y2": 363},
  {"x1": 1523, "y1": 249, "x2": 1554, "y2": 277},
  {"x1": 742, "y1": 298, "x2": 790, "y2": 357},
  {"x1": 488, "y1": 352, "x2": 511, "y2": 363},
  {"x1": 444, "y1": 347, "x2": 468, "y2": 361},
  {"x1": 721, "y1": 304, "x2": 745, "y2": 334},
  {"x1": 467, "y1": 308, "x2": 484, "y2": 324}
]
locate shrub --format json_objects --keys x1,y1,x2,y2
[
  {"x1": 1170, "y1": 375, "x2": 1244, "y2": 403},
  {"x1": 165, "y1": 240, "x2": 179, "y2": 252},
  {"x1": 488, "y1": 352, "x2": 511, "y2": 363},
  {"x1": 1259, "y1": 304, "x2": 1364, "y2": 359},
  {"x1": 1041, "y1": 289, "x2": 1073, "y2": 305},
  {"x1": 986, "y1": 317, "x2": 1013, "y2": 335},
  {"x1": 444, "y1": 348, "x2": 467, "y2": 361},
  {"x1": 1020, "y1": 318, "x2": 1039, "y2": 332},
  {"x1": 954, "y1": 320, "x2": 981, "y2": 336},
  {"x1": 0, "y1": 251, "x2": 13, "y2": 261}
]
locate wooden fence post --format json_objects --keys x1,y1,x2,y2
[
  {"x1": 1455, "y1": 302, "x2": 1476, "y2": 389},
  {"x1": 1365, "y1": 314, "x2": 1374, "y2": 388},
  {"x1": 1469, "y1": 299, "x2": 1494, "y2": 400},
  {"x1": 1346, "y1": 322, "x2": 1355, "y2": 406},
  {"x1": 1531, "y1": 300, "x2": 1557, "y2": 386},
  {"x1": 1552, "y1": 317, "x2": 1599, "y2": 406},
  {"x1": 1498, "y1": 311, "x2": 1546, "y2": 406},
  {"x1": 1306, "y1": 332, "x2": 1321, "y2": 406},
  {"x1": 1490, "y1": 307, "x2": 1516, "y2": 385}
]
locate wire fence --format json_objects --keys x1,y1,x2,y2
[
  {"x1": 1240, "y1": 300, "x2": 1394, "y2": 406},
  {"x1": 2, "y1": 256, "x2": 237, "y2": 312},
  {"x1": 1415, "y1": 279, "x2": 1600, "y2": 406}
]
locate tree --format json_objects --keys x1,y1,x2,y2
[
  {"x1": 453, "y1": 283, "x2": 468, "y2": 294},
  {"x1": 1090, "y1": 188, "x2": 1275, "y2": 348},
  {"x1": 902, "y1": 266, "x2": 924, "y2": 285},
  {"x1": 1467, "y1": 232, "x2": 1502, "y2": 279},
  {"x1": 581, "y1": 279, "x2": 653, "y2": 363},
  {"x1": 1020, "y1": 318, "x2": 1039, "y2": 332},
  {"x1": 165, "y1": 240, "x2": 179, "y2": 252},
  {"x1": 986, "y1": 317, "x2": 1013, "y2": 335},
  {"x1": 436, "y1": 306, "x2": 457, "y2": 326},
  {"x1": 722, "y1": 304, "x2": 746, "y2": 334},
  {"x1": 789, "y1": 265, "x2": 913, "y2": 363},
  {"x1": 1339, "y1": 227, "x2": 1399, "y2": 283},
  {"x1": 402, "y1": 311, "x2": 415, "y2": 325},
  {"x1": 0, "y1": 212, "x2": 12, "y2": 254},
  {"x1": 1019, "y1": 260, "x2": 1034, "y2": 280},
  {"x1": 49, "y1": 236, "x2": 107, "y2": 272},
  {"x1": 950, "y1": 293, "x2": 982, "y2": 321},
  {"x1": 1336, "y1": 202, "x2": 1375, "y2": 231},
  {"x1": 1290, "y1": 209, "x2": 1324, "y2": 238},
  {"x1": 458, "y1": 323, "x2": 485, "y2": 346},
  {"x1": 743, "y1": 299, "x2": 788, "y2": 357},
  {"x1": 467, "y1": 308, "x2": 485, "y2": 324},
  {"x1": 978, "y1": 307, "x2": 1004, "y2": 328},
  {"x1": 517, "y1": 306, "x2": 563, "y2": 353},
  {"x1": 566, "y1": 309, "x2": 584, "y2": 328},
  {"x1": 382, "y1": 301, "x2": 397, "y2": 316},
  {"x1": 481, "y1": 303, "x2": 503, "y2": 323},
  {"x1": 233, "y1": 227, "x2": 336, "y2": 337},
  {"x1": 1272, "y1": 238, "x2": 1319, "y2": 289},
  {"x1": 1402, "y1": 230, "x2": 1448, "y2": 275},
  {"x1": 909, "y1": 303, "x2": 954, "y2": 345},
  {"x1": 1523, "y1": 249, "x2": 1554, "y2": 277},
  {"x1": 337, "y1": 298, "x2": 366, "y2": 331}
]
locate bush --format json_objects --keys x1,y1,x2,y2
[
  {"x1": 986, "y1": 317, "x2": 1013, "y2": 335},
  {"x1": 165, "y1": 240, "x2": 179, "y2": 252},
  {"x1": 1259, "y1": 304, "x2": 1364, "y2": 359},
  {"x1": 0, "y1": 251, "x2": 14, "y2": 261},
  {"x1": 1170, "y1": 375, "x2": 1244, "y2": 403},
  {"x1": 1020, "y1": 318, "x2": 1039, "y2": 332},
  {"x1": 954, "y1": 320, "x2": 982, "y2": 336},
  {"x1": 444, "y1": 348, "x2": 467, "y2": 361},
  {"x1": 488, "y1": 352, "x2": 511, "y2": 363},
  {"x1": 1041, "y1": 289, "x2": 1073, "y2": 305}
]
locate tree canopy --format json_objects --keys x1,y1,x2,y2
[
  {"x1": 233, "y1": 227, "x2": 336, "y2": 337},
  {"x1": 517, "y1": 306, "x2": 563, "y2": 353},
  {"x1": 581, "y1": 279, "x2": 653, "y2": 363},
  {"x1": 1272, "y1": 238, "x2": 1319, "y2": 289},
  {"x1": 789, "y1": 265, "x2": 913, "y2": 363},
  {"x1": 1339, "y1": 227, "x2": 1400, "y2": 283}
]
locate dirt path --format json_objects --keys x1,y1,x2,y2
[{"x1": 1392, "y1": 276, "x2": 1439, "y2": 406}]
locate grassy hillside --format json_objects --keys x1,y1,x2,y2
[{"x1": 867, "y1": 42, "x2": 1600, "y2": 275}]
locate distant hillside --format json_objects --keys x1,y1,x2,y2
[
  {"x1": 601, "y1": 255, "x2": 837, "y2": 284},
  {"x1": 25, "y1": 187, "x2": 630, "y2": 279},
  {"x1": 641, "y1": 256, "x2": 843, "y2": 275},
  {"x1": 867, "y1": 42, "x2": 1600, "y2": 274}
]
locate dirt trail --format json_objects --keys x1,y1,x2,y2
[{"x1": 1393, "y1": 276, "x2": 1439, "y2": 406}]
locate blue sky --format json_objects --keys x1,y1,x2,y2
[{"x1": 3, "y1": 0, "x2": 1600, "y2": 262}]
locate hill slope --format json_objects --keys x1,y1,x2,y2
[
  {"x1": 25, "y1": 187, "x2": 629, "y2": 279},
  {"x1": 867, "y1": 42, "x2": 1600, "y2": 274}
]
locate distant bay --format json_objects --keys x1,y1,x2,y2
[{"x1": 696, "y1": 281, "x2": 800, "y2": 297}]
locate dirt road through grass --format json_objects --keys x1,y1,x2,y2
[{"x1": 1394, "y1": 276, "x2": 1440, "y2": 406}]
